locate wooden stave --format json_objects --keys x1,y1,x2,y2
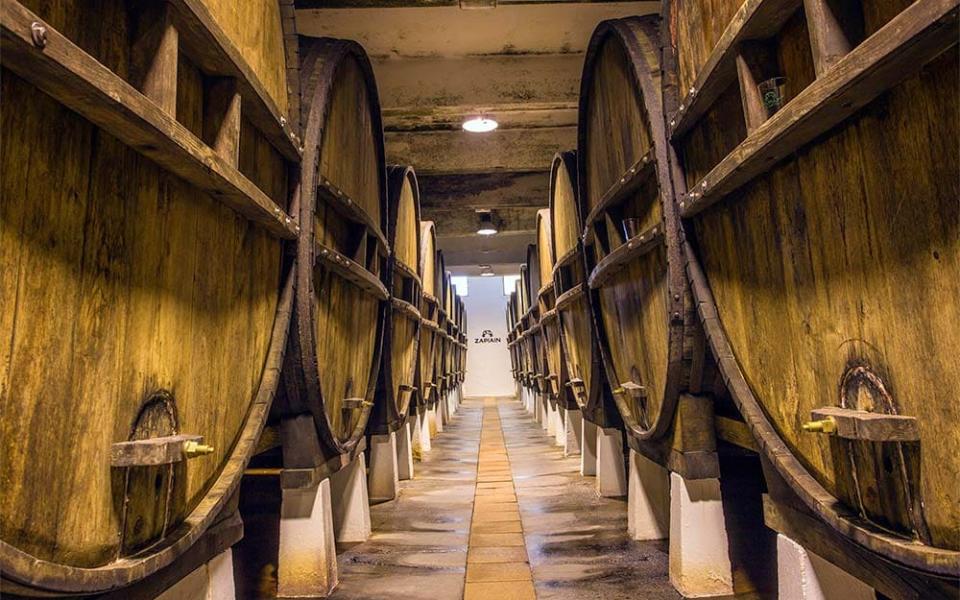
[
  {"x1": 549, "y1": 151, "x2": 620, "y2": 428},
  {"x1": 284, "y1": 37, "x2": 388, "y2": 464},
  {"x1": 415, "y1": 222, "x2": 439, "y2": 412},
  {"x1": 662, "y1": 0, "x2": 960, "y2": 580},
  {"x1": 370, "y1": 166, "x2": 422, "y2": 435},
  {"x1": 578, "y1": 16, "x2": 694, "y2": 444},
  {"x1": 0, "y1": 0, "x2": 297, "y2": 592}
]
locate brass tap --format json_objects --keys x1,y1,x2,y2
[
  {"x1": 802, "y1": 418, "x2": 837, "y2": 434},
  {"x1": 183, "y1": 440, "x2": 215, "y2": 457}
]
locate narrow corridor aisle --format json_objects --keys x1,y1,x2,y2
[{"x1": 330, "y1": 398, "x2": 678, "y2": 599}]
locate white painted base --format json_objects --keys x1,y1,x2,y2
[
  {"x1": 329, "y1": 452, "x2": 372, "y2": 543},
  {"x1": 581, "y1": 418, "x2": 598, "y2": 476},
  {"x1": 553, "y1": 406, "x2": 566, "y2": 447},
  {"x1": 668, "y1": 472, "x2": 734, "y2": 597},
  {"x1": 777, "y1": 534, "x2": 876, "y2": 600},
  {"x1": 411, "y1": 411, "x2": 429, "y2": 458},
  {"x1": 539, "y1": 395, "x2": 549, "y2": 431},
  {"x1": 564, "y1": 409, "x2": 582, "y2": 456},
  {"x1": 546, "y1": 400, "x2": 557, "y2": 437},
  {"x1": 435, "y1": 400, "x2": 445, "y2": 433},
  {"x1": 369, "y1": 432, "x2": 400, "y2": 502},
  {"x1": 397, "y1": 420, "x2": 414, "y2": 480},
  {"x1": 156, "y1": 549, "x2": 235, "y2": 600},
  {"x1": 419, "y1": 411, "x2": 433, "y2": 451},
  {"x1": 427, "y1": 407, "x2": 439, "y2": 438},
  {"x1": 278, "y1": 479, "x2": 338, "y2": 598},
  {"x1": 628, "y1": 450, "x2": 669, "y2": 541},
  {"x1": 595, "y1": 427, "x2": 627, "y2": 497}
]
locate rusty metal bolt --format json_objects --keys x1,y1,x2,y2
[{"x1": 30, "y1": 22, "x2": 47, "y2": 48}]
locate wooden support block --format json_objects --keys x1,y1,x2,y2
[
  {"x1": 714, "y1": 415, "x2": 759, "y2": 451},
  {"x1": 202, "y1": 77, "x2": 241, "y2": 167},
  {"x1": 131, "y1": 2, "x2": 179, "y2": 115},
  {"x1": 808, "y1": 407, "x2": 919, "y2": 442},
  {"x1": 111, "y1": 434, "x2": 203, "y2": 467},
  {"x1": 803, "y1": 0, "x2": 861, "y2": 77},
  {"x1": 735, "y1": 40, "x2": 780, "y2": 132}
]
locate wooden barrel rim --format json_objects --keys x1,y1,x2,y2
[
  {"x1": 659, "y1": 1, "x2": 960, "y2": 576},
  {"x1": 294, "y1": 37, "x2": 388, "y2": 455},
  {"x1": 0, "y1": 273, "x2": 294, "y2": 594},
  {"x1": 577, "y1": 17, "x2": 686, "y2": 442}
]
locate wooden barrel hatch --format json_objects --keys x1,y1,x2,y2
[
  {"x1": 664, "y1": 0, "x2": 960, "y2": 584},
  {"x1": 0, "y1": 0, "x2": 298, "y2": 594}
]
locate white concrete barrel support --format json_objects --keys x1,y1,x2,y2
[
  {"x1": 595, "y1": 427, "x2": 627, "y2": 497},
  {"x1": 278, "y1": 479, "x2": 338, "y2": 598},
  {"x1": 776, "y1": 534, "x2": 876, "y2": 600},
  {"x1": 329, "y1": 452, "x2": 372, "y2": 544},
  {"x1": 627, "y1": 450, "x2": 670, "y2": 541},
  {"x1": 668, "y1": 472, "x2": 734, "y2": 597},
  {"x1": 369, "y1": 432, "x2": 400, "y2": 502}
]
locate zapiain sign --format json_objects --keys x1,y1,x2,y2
[{"x1": 474, "y1": 329, "x2": 502, "y2": 344}]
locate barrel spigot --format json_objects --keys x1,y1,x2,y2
[
  {"x1": 183, "y1": 440, "x2": 215, "y2": 457},
  {"x1": 802, "y1": 418, "x2": 837, "y2": 434}
]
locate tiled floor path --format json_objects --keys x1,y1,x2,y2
[{"x1": 330, "y1": 397, "x2": 677, "y2": 600}]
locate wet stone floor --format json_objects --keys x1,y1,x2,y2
[{"x1": 330, "y1": 397, "x2": 679, "y2": 600}]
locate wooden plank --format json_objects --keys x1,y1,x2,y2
[
  {"x1": 317, "y1": 176, "x2": 389, "y2": 251},
  {"x1": 0, "y1": 2, "x2": 297, "y2": 240},
  {"x1": 582, "y1": 149, "x2": 655, "y2": 228},
  {"x1": 111, "y1": 435, "x2": 204, "y2": 467},
  {"x1": 588, "y1": 224, "x2": 664, "y2": 290},
  {"x1": 680, "y1": 0, "x2": 960, "y2": 218},
  {"x1": 203, "y1": 77, "x2": 242, "y2": 167},
  {"x1": 170, "y1": 0, "x2": 301, "y2": 161},
  {"x1": 734, "y1": 40, "x2": 780, "y2": 133},
  {"x1": 715, "y1": 416, "x2": 759, "y2": 451},
  {"x1": 808, "y1": 407, "x2": 920, "y2": 442},
  {"x1": 392, "y1": 259, "x2": 422, "y2": 287},
  {"x1": 392, "y1": 297, "x2": 422, "y2": 323},
  {"x1": 130, "y1": 2, "x2": 179, "y2": 116},
  {"x1": 803, "y1": 0, "x2": 855, "y2": 76},
  {"x1": 551, "y1": 246, "x2": 580, "y2": 278},
  {"x1": 554, "y1": 284, "x2": 585, "y2": 311},
  {"x1": 669, "y1": 0, "x2": 801, "y2": 140},
  {"x1": 315, "y1": 240, "x2": 389, "y2": 301}
]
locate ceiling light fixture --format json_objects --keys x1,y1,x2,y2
[
  {"x1": 462, "y1": 116, "x2": 498, "y2": 133},
  {"x1": 476, "y1": 211, "x2": 498, "y2": 236},
  {"x1": 480, "y1": 272, "x2": 495, "y2": 277}
]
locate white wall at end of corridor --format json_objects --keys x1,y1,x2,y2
[{"x1": 462, "y1": 275, "x2": 515, "y2": 397}]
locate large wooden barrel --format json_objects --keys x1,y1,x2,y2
[
  {"x1": 0, "y1": 0, "x2": 297, "y2": 594},
  {"x1": 550, "y1": 151, "x2": 619, "y2": 427},
  {"x1": 282, "y1": 37, "x2": 388, "y2": 478},
  {"x1": 507, "y1": 292, "x2": 521, "y2": 382},
  {"x1": 664, "y1": 0, "x2": 960, "y2": 588},
  {"x1": 536, "y1": 208, "x2": 578, "y2": 410},
  {"x1": 431, "y1": 251, "x2": 449, "y2": 404},
  {"x1": 415, "y1": 221, "x2": 440, "y2": 413},
  {"x1": 370, "y1": 166, "x2": 422, "y2": 435},
  {"x1": 578, "y1": 16, "x2": 702, "y2": 444},
  {"x1": 524, "y1": 244, "x2": 549, "y2": 399},
  {"x1": 441, "y1": 271, "x2": 455, "y2": 395}
]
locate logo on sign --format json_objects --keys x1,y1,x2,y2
[{"x1": 474, "y1": 329, "x2": 502, "y2": 344}]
